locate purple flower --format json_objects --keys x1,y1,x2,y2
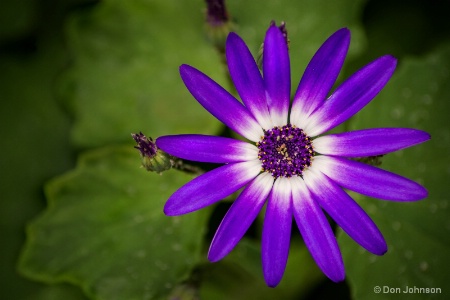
[{"x1": 156, "y1": 24, "x2": 430, "y2": 287}]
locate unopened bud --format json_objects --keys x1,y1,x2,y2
[
  {"x1": 205, "y1": 0, "x2": 229, "y2": 27},
  {"x1": 205, "y1": 0, "x2": 233, "y2": 51},
  {"x1": 132, "y1": 132, "x2": 172, "y2": 174}
]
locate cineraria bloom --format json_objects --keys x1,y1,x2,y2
[{"x1": 156, "y1": 24, "x2": 430, "y2": 287}]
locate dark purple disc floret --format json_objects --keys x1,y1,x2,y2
[{"x1": 257, "y1": 124, "x2": 313, "y2": 178}]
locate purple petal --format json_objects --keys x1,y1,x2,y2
[
  {"x1": 291, "y1": 28, "x2": 350, "y2": 128},
  {"x1": 180, "y1": 64, "x2": 264, "y2": 142},
  {"x1": 156, "y1": 134, "x2": 258, "y2": 163},
  {"x1": 304, "y1": 55, "x2": 397, "y2": 136},
  {"x1": 226, "y1": 33, "x2": 273, "y2": 129},
  {"x1": 314, "y1": 128, "x2": 430, "y2": 157},
  {"x1": 263, "y1": 24, "x2": 290, "y2": 126},
  {"x1": 303, "y1": 166, "x2": 387, "y2": 255},
  {"x1": 313, "y1": 155, "x2": 428, "y2": 201},
  {"x1": 262, "y1": 177, "x2": 292, "y2": 287},
  {"x1": 208, "y1": 173, "x2": 273, "y2": 261},
  {"x1": 291, "y1": 177, "x2": 345, "y2": 282},
  {"x1": 164, "y1": 160, "x2": 261, "y2": 216}
]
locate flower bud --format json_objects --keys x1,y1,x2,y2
[
  {"x1": 204, "y1": 0, "x2": 233, "y2": 51},
  {"x1": 132, "y1": 132, "x2": 172, "y2": 174}
]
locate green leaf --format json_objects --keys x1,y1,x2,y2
[
  {"x1": 62, "y1": 0, "x2": 367, "y2": 149},
  {"x1": 338, "y1": 44, "x2": 450, "y2": 299},
  {"x1": 19, "y1": 146, "x2": 209, "y2": 300},
  {"x1": 0, "y1": 34, "x2": 87, "y2": 300},
  {"x1": 62, "y1": 0, "x2": 227, "y2": 148},
  {"x1": 199, "y1": 239, "x2": 324, "y2": 300}
]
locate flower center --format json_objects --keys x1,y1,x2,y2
[{"x1": 256, "y1": 124, "x2": 313, "y2": 178}]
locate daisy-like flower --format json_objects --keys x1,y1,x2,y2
[{"x1": 156, "y1": 24, "x2": 430, "y2": 287}]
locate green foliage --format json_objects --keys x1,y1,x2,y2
[
  {"x1": 19, "y1": 146, "x2": 209, "y2": 300},
  {"x1": 0, "y1": 19, "x2": 85, "y2": 300},
  {"x1": 61, "y1": 0, "x2": 226, "y2": 148},
  {"x1": 339, "y1": 45, "x2": 450, "y2": 299}
]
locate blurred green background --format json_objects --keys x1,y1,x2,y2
[{"x1": 1, "y1": 0, "x2": 449, "y2": 299}]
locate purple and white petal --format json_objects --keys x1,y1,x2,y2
[
  {"x1": 157, "y1": 134, "x2": 258, "y2": 163},
  {"x1": 291, "y1": 28, "x2": 350, "y2": 128},
  {"x1": 208, "y1": 173, "x2": 273, "y2": 261},
  {"x1": 303, "y1": 166, "x2": 387, "y2": 255},
  {"x1": 313, "y1": 155, "x2": 428, "y2": 201},
  {"x1": 263, "y1": 24, "x2": 291, "y2": 126},
  {"x1": 304, "y1": 55, "x2": 397, "y2": 136},
  {"x1": 180, "y1": 64, "x2": 264, "y2": 142},
  {"x1": 262, "y1": 177, "x2": 292, "y2": 287},
  {"x1": 291, "y1": 177, "x2": 345, "y2": 282},
  {"x1": 164, "y1": 160, "x2": 261, "y2": 216},
  {"x1": 314, "y1": 128, "x2": 430, "y2": 157},
  {"x1": 226, "y1": 33, "x2": 273, "y2": 129}
]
